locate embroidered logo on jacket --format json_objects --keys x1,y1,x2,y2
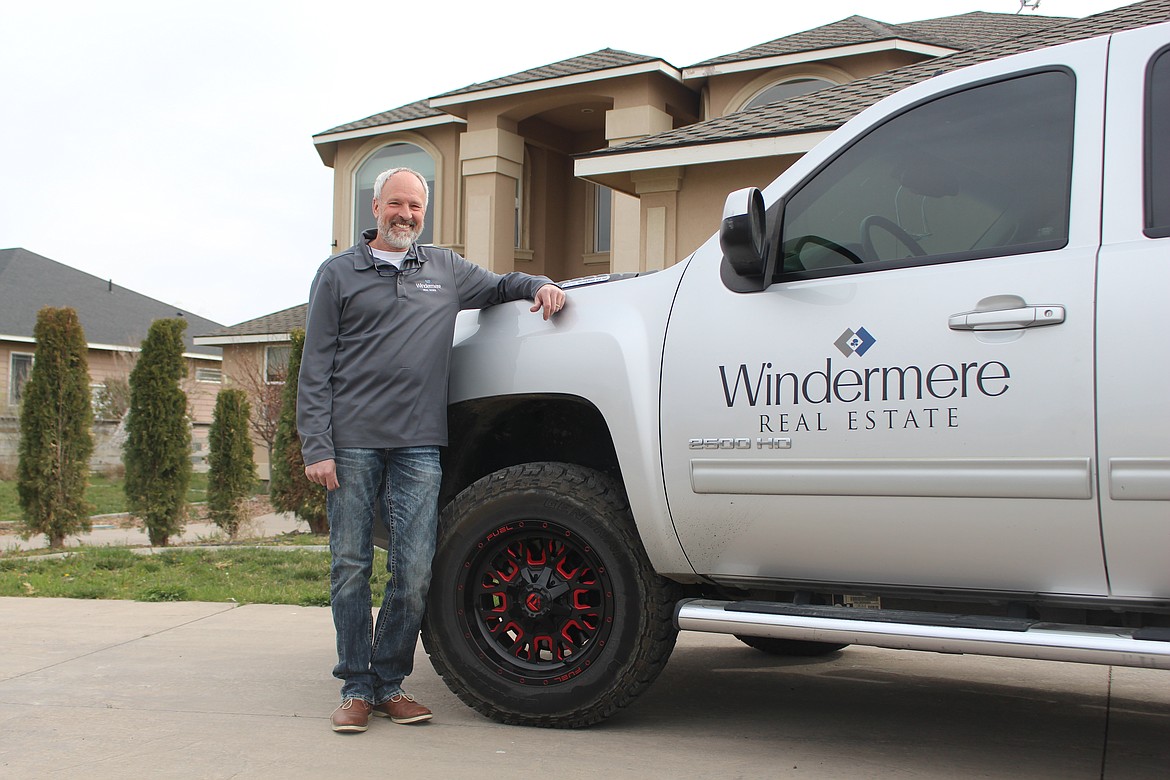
[{"x1": 415, "y1": 280, "x2": 443, "y2": 292}]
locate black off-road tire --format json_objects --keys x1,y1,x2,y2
[
  {"x1": 735, "y1": 634, "x2": 848, "y2": 657},
  {"x1": 421, "y1": 463, "x2": 680, "y2": 728}
]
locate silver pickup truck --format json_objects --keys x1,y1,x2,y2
[{"x1": 415, "y1": 19, "x2": 1170, "y2": 727}]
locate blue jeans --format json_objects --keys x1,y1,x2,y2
[{"x1": 327, "y1": 447, "x2": 441, "y2": 704}]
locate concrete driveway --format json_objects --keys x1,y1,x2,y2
[{"x1": 1, "y1": 597, "x2": 1166, "y2": 779}]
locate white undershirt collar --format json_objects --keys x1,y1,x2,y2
[{"x1": 370, "y1": 247, "x2": 408, "y2": 270}]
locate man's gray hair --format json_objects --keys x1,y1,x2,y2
[{"x1": 373, "y1": 167, "x2": 430, "y2": 211}]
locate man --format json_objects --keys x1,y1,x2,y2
[{"x1": 298, "y1": 167, "x2": 565, "y2": 733}]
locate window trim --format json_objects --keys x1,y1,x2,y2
[
  {"x1": 264, "y1": 345, "x2": 290, "y2": 385},
  {"x1": 8, "y1": 351, "x2": 34, "y2": 407},
  {"x1": 195, "y1": 367, "x2": 224, "y2": 384},
  {"x1": 591, "y1": 183, "x2": 613, "y2": 254},
  {"x1": 89, "y1": 383, "x2": 104, "y2": 417},
  {"x1": 1143, "y1": 44, "x2": 1170, "y2": 239},
  {"x1": 769, "y1": 66, "x2": 1077, "y2": 286},
  {"x1": 741, "y1": 76, "x2": 837, "y2": 112},
  {"x1": 514, "y1": 175, "x2": 524, "y2": 250}
]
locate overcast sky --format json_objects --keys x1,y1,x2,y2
[{"x1": 0, "y1": 0, "x2": 1127, "y2": 327}]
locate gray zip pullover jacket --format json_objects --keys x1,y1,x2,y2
[{"x1": 297, "y1": 232, "x2": 554, "y2": 466}]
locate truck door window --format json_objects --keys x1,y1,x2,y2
[
  {"x1": 1146, "y1": 48, "x2": 1170, "y2": 238},
  {"x1": 778, "y1": 70, "x2": 1074, "y2": 279}
]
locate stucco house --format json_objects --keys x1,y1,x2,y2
[
  {"x1": 307, "y1": 11, "x2": 1060, "y2": 282},
  {"x1": 0, "y1": 248, "x2": 225, "y2": 469},
  {"x1": 196, "y1": 3, "x2": 1170, "y2": 477}
]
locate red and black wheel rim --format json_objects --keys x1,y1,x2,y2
[{"x1": 456, "y1": 520, "x2": 615, "y2": 685}]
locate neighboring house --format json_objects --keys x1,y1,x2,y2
[
  {"x1": 195, "y1": 304, "x2": 306, "y2": 480},
  {"x1": 199, "y1": 2, "x2": 1170, "y2": 472},
  {"x1": 0, "y1": 248, "x2": 225, "y2": 470}
]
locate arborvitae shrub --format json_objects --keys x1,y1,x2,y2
[
  {"x1": 123, "y1": 318, "x2": 191, "y2": 546},
  {"x1": 207, "y1": 388, "x2": 256, "y2": 539},
  {"x1": 17, "y1": 307, "x2": 94, "y2": 549},
  {"x1": 269, "y1": 329, "x2": 327, "y2": 534}
]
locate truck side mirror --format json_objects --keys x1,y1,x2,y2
[{"x1": 720, "y1": 187, "x2": 771, "y2": 292}]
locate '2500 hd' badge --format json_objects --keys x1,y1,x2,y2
[{"x1": 689, "y1": 437, "x2": 791, "y2": 450}]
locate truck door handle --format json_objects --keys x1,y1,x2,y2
[{"x1": 948, "y1": 305, "x2": 1065, "y2": 331}]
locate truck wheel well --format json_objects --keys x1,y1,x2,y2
[{"x1": 441, "y1": 394, "x2": 621, "y2": 508}]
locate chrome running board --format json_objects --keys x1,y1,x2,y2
[{"x1": 674, "y1": 598, "x2": 1170, "y2": 670}]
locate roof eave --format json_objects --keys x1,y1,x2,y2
[
  {"x1": 682, "y1": 39, "x2": 957, "y2": 79},
  {"x1": 312, "y1": 114, "x2": 467, "y2": 165},
  {"x1": 312, "y1": 113, "x2": 467, "y2": 146},
  {"x1": 194, "y1": 333, "x2": 293, "y2": 346},
  {"x1": 430, "y1": 60, "x2": 684, "y2": 109},
  {"x1": 575, "y1": 130, "x2": 836, "y2": 179},
  {"x1": 1, "y1": 333, "x2": 220, "y2": 360}
]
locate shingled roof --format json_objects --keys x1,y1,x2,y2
[
  {"x1": 314, "y1": 100, "x2": 452, "y2": 139},
  {"x1": 588, "y1": 0, "x2": 1170, "y2": 159},
  {"x1": 432, "y1": 49, "x2": 666, "y2": 101},
  {"x1": 315, "y1": 11, "x2": 1069, "y2": 142},
  {"x1": 896, "y1": 10, "x2": 1065, "y2": 50},
  {"x1": 688, "y1": 12, "x2": 1066, "y2": 70},
  {"x1": 195, "y1": 303, "x2": 307, "y2": 343},
  {"x1": 316, "y1": 50, "x2": 667, "y2": 139},
  {"x1": 0, "y1": 248, "x2": 223, "y2": 357}
]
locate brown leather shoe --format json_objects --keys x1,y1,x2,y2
[
  {"x1": 373, "y1": 693, "x2": 433, "y2": 724},
  {"x1": 331, "y1": 698, "x2": 372, "y2": 733}
]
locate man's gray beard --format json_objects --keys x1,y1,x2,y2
[{"x1": 379, "y1": 220, "x2": 420, "y2": 250}]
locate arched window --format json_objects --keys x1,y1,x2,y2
[
  {"x1": 743, "y1": 77, "x2": 835, "y2": 111},
  {"x1": 354, "y1": 143, "x2": 436, "y2": 245}
]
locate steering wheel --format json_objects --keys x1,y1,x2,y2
[
  {"x1": 791, "y1": 234, "x2": 864, "y2": 266},
  {"x1": 861, "y1": 215, "x2": 926, "y2": 261}
]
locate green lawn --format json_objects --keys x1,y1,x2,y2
[
  {"x1": 1, "y1": 472, "x2": 214, "y2": 524},
  {"x1": 0, "y1": 545, "x2": 352, "y2": 606},
  {"x1": 0, "y1": 474, "x2": 344, "y2": 607}
]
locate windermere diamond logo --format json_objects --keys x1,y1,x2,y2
[{"x1": 834, "y1": 327, "x2": 876, "y2": 357}]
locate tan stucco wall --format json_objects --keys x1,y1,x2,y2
[
  {"x1": 662, "y1": 156, "x2": 795, "y2": 266},
  {"x1": 220, "y1": 343, "x2": 266, "y2": 393},
  {"x1": 84, "y1": 349, "x2": 136, "y2": 388}
]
